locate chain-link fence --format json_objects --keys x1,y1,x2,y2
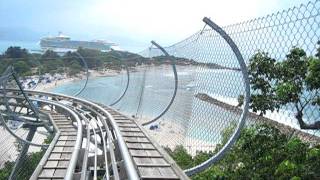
[
  {"x1": 0, "y1": 66, "x2": 52, "y2": 179},
  {"x1": 118, "y1": 0, "x2": 320, "y2": 167}
]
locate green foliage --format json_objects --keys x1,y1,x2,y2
[
  {"x1": 4, "y1": 46, "x2": 28, "y2": 59},
  {"x1": 0, "y1": 161, "x2": 14, "y2": 179},
  {"x1": 0, "y1": 136, "x2": 52, "y2": 179},
  {"x1": 77, "y1": 47, "x2": 103, "y2": 69},
  {"x1": 167, "y1": 124, "x2": 320, "y2": 179},
  {"x1": 11, "y1": 150, "x2": 45, "y2": 180},
  {"x1": 0, "y1": 47, "x2": 35, "y2": 75},
  {"x1": 0, "y1": 46, "x2": 150, "y2": 76},
  {"x1": 68, "y1": 61, "x2": 82, "y2": 76},
  {"x1": 241, "y1": 43, "x2": 320, "y2": 129},
  {"x1": 13, "y1": 61, "x2": 31, "y2": 76},
  {"x1": 41, "y1": 59, "x2": 64, "y2": 75},
  {"x1": 0, "y1": 46, "x2": 198, "y2": 77},
  {"x1": 306, "y1": 57, "x2": 320, "y2": 90},
  {"x1": 41, "y1": 50, "x2": 59, "y2": 60},
  {"x1": 246, "y1": 51, "x2": 279, "y2": 115},
  {"x1": 166, "y1": 145, "x2": 193, "y2": 169}
]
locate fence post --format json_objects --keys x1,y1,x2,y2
[
  {"x1": 184, "y1": 17, "x2": 250, "y2": 176},
  {"x1": 141, "y1": 40, "x2": 179, "y2": 126}
]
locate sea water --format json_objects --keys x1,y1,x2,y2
[{"x1": 51, "y1": 66, "x2": 320, "y2": 143}]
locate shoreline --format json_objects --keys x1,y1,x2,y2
[
  {"x1": 195, "y1": 93, "x2": 320, "y2": 144},
  {"x1": 33, "y1": 64, "x2": 233, "y2": 92},
  {"x1": 34, "y1": 69, "x2": 121, "y2": 92},
  {"x1": 137, "y1": 117, "x2": 216, "y2": 156},
  {"x1": 33, "y1": 65, "x2": 320, "y2": 154}
]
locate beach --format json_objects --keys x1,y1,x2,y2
[
  {"x1": 39, "y1": 64, "x2": 320, "y2": 155},
  {"x1": 34, "y1": 69, "x2": 122, "y2": 92},
  {"x1": 137, "y1": 117, "x2": 217, "y2": 156}
]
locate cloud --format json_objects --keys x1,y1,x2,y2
[
  {"x1": 0, "y1": 0, "x2": 310, "y2": 51},
  {"x1": 83, "y1": 0, "x2": 288, "y2": 44}
]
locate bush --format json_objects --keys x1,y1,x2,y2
[{"x1": 167, "y1": 124, "x2": 320, "y2": 179}]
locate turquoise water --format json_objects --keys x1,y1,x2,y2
[
  {"x1": 51, "y1": 66, "x2": 320, "y2": 143},
  {"x1": 51, "y1": 67, "x2": 246, "y2": 144}
]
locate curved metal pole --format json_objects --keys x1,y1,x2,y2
[
  {"x1": 11, "y1": 66, "x2": 40, "y2": 118},
  {"x1": 0, "y1": 114, "x2": 48, "y2": 147},
  {"x1": 184, "y1": 17, "x2": 250, "y2": 176},
  {"x1": 1, "y1": 67, "x2": 44, "y2": 126},
  {"x1": 109, "y1": 64, "x2": 130, "y2": 106},
  {"x1": 107, "y1": 52, "x2": 139, "y2": 106},
  {"x1": 1, "y1": 66, "x2": 39, "y2": 115},
  {"x1": 0, "y1": 67, "x2": 51, "y2": 147},
  {"x1": 141, "y1": 41, "x2": 178, "y2": 126},
  {"x1": 2, "y1": 80, "x2": 40, "y2": 125},
  {"x1": 73, "y1": 52, "x2": 89, "y2": 97}
]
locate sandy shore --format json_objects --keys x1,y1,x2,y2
[
  {"x1": 137, "y1": 117, "x2": 216, "y2": 156},
  {"x1": 35, "y1": 69, "x2": 121, "y2": 92},
  {"x1": 36, "y1": 77, "x2": 75, "y2": 92}
]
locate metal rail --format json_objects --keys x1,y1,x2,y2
[
  {"x1": 0, "y1": 114, "x2": 49, "y2": 147},
  {"x1": 29, "y1": 98, "x2": 83, "y2": 180},
  {"x1": 80, "y1": 110, "x2": 92, "y2": 180},
  {"x1": 74, "y1": 108, "x2": 98, "y2": 180},
  {"x1": 5, "y1": 89, "x2": 190, "y2": 179},
  {"x1": 29, "y1": 113, "x2": 61, "y2": 180},
  {"x1": 79, "y1": 105, "x2": 112, "y2": 179},
  {"x1": 7, "y1": 89, "x2": 140, "y2": 180}
]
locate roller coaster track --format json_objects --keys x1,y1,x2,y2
[{"x1": 1, "y1": 89, "x2": 189, "y2": 180}]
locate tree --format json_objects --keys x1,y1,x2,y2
[
  {"x1": 77, "y1": 47, "x2": 102, "y2": 69},
  {"x1": 4, "y1": 47, "x2": 28, "y2": 59},
  {"x1": 239, "y1": 43, "x2": 320, "y2": 129},
  {"x1": 42, "y1": 59, "x2": 64, "y2": 75},
  {"x1": 0, "y1": 162, "x2": 14, "y2": 179},
  {"x1": 0, "y1": 136, "x2": 51, "y2": 180},
  {"x1": 167, "y1": 124, "x2": 320, "y2": 179},
  {"x1": 165, "y1": 145, "x2": 193, "y2": 169},
  {"x1": 13, "y1": 61, "x2": 31, "y2": 75},
  {"x1": 41, "y1": 50, "x2": 59, "y2": 60},
  {"x1": 68, "y1": 61, "x2": 82, "y2": 76}
]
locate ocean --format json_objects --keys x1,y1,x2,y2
[{"x1": 51, "y1": 66, "x2": 320, "y2": 144}]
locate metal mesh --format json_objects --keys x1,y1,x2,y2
[
  {"x1": 121, "y1": 0, "x2": 320, "y2": 156},
  {"x1": 0, "y1": 67, "x2": 51, "y2": 179},
  {"x1": 135, "y1": 37, "x2": 246, "y2": 156}
]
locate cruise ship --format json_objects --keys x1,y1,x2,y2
[{"x1": 40, "y1": 32, "x2": 117, "y2": 52}]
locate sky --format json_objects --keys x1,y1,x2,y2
[{"x1": 0, "y1": 0, "x2": 310, "y2": 52}]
